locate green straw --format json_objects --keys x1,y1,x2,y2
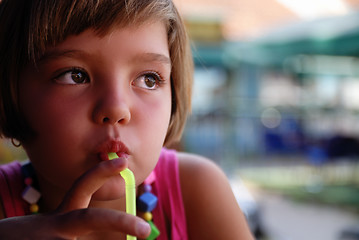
[{"x1": 108, "y1": 152, "x2": 136, "y2": 240}]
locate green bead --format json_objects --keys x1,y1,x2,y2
[{"x1": 146, "y1": 220, "x2": 160, "y2": 240}]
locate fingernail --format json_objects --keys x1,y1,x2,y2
[
  {"x1": 109, "y1": 158, "x2": 127, "y2": 170},
  {"x1": 111, "y1": 157, "x2": 126, "y2": 165},
  {"x1": 136, "y1": 221, "x2": 151, "y2": 237}
]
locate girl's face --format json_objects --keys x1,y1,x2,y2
[{"x1": 19, "y1": 21, "x2": 172, "y2": 201}]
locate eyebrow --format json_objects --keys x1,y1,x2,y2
[
  {"x1": 38, "y1": 50, "x2": 171, "y2": 66},
  {"x1": 37, "y1": 49, "x2": 84, "y2": 64},
  {"x1": 134, "y1": 53, "x2": 171, "y2": 65}
]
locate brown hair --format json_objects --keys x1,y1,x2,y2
[{"x1": 0, "y1": 0, "x2": 193, "y2": 146}]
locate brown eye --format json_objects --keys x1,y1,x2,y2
[
  {"x1": 144, "y1": 75, "x2": 157, "y2": 88},
  {"x1": 133, "y1": 72, "x2": 164, "y2": 90},
  {"x1": 71, "y1": 71, "x2": 88, "y2": 84},
  {"x1": 54, "y1": 68, "x2": 90, "y2": 85}
]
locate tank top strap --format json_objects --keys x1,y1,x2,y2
[
  {"x1": 151, "y1": 148, "x2": 188, "y2": 240},
  {"x1": 0, "y1": 161, "x2": 26, "y2": 217}
]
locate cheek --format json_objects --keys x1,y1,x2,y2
[
  {"x1": 141, "y1": 93, "x2": 172, "y2": 136},
  {"x1": 132, "y1": 92, "x2": 172, "y2": 172},
  {"x1": 20, "y1": 85, "x2": 90, "y2": 168},
  {"x1": 20, "y1": 83, "x2": 87, "y2": 134}
]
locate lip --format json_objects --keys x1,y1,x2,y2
[{"x1": 96, "y1": 140, "x2": 130, "y2": 161}]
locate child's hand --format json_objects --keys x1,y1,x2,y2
[{"x1": 0, "y1": 158, "x2": 151, "y2": 239}]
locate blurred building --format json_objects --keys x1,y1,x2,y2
[
  {"x1": 173, "y1": 0, "x2": 359, "y2": 166},
  {"x1": 174, "y1": 0, "x2": 298, "y2": 40},
  {"x1": 174, "y1": 0, "x2": 359, "y2": 40}
]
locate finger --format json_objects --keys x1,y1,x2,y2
[
  {"x1": 58, "y1": 157, "x2": 128, "y2": 212},
  {"x1": 55, "y1": 208, "x2": 151, "y2": 239}
]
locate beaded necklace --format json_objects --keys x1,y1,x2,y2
[
  {"x1": 137, "y1": 177, "x2": 160, "y2": 240},
  {"x1": 20, "y1": 163, "x2": 160, "y2": 239},
  {"x1": 21, "y1": 162, "x2": 41, "y2": 214}
]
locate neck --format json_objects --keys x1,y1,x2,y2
[{"x1": 36, "y1": 173, "x2": 66, "y2": 212}]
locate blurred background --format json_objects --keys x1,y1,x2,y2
[
  {"x1": 2, "y1": 0, "x2": 359, "y2": 239},
  {"x1": 176, "y1": 0, "x2": 359, "y2": 239}
]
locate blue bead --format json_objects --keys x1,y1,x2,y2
[{"x1": 137, "y1": 192, "x2": 158, "y2": 212}]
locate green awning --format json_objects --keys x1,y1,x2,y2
[{"x1": 226, "y1": 11, "x2": 359, "y2": 68}]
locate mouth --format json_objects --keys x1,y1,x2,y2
[{"x1": 96, "y1": 140, "x2": 130, "y2": 161}]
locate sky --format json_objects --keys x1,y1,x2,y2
[{"x1": 276, "y1": 0, "x2": 349, "y2": 19}]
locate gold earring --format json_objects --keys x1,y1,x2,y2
[{"x1": 11, "y1": 138, "x2": 22, "y2": 147}]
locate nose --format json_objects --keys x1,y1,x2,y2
[{"x1": 93, "y1": 90, "x2": 131, "y2": 125}]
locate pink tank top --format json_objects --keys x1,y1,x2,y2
[
  {"x1": 151, "y1": 148, "x2": 188, "y2": 240},
  {"x1": 0, "y1": 148, "x2": 188, "y2": 240},
  {"x1": 0, "y1": 161, "x2": 27, "y2": 217}
]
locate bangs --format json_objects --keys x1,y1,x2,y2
[{"x1": 28, "y1": 0, "x2": 174, "y2": 61}]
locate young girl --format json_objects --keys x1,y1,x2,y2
[{"x1": 0, "y1": 0, "x2": 254, "y2": 239}]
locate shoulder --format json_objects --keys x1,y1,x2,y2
[
  {"x1": 177, "y1": 152, "x2": 234, "y2": 209},
  {"x1": 177, "y1": 152, "x2": 254, "y2": 240},
  {"x1": 177, "y1": 152, "x2": 218, "y2": 175},
  {"x1": 177, "y1": 152, "x2": 228, "y2": 193}
]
